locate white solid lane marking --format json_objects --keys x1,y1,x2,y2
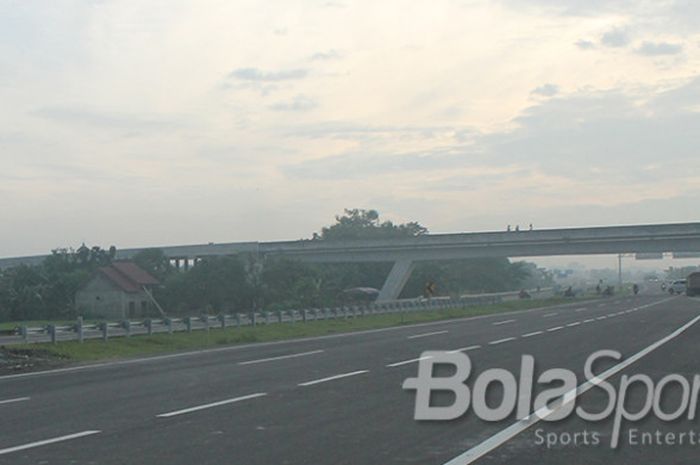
[
  {"x1": 0, "y1": 431, "x2": 101, "y2": 456},
  {"x1": 546, "y1": 326, "x2": 563, "y2": 332},
  {"x1": 407, "y1": 330, "x2": 448, "y2": 339},
  {"x1": 447, "y1": 345, "x2": 482, "y2": 354},
  {"x1": 542, "y1": 313, "x2": 558, "y2": 318},
  {"x1": 387, "y1": 356, "x2": 432, "y2": 368},
  {"x1": 493, "y1": 319, "x2": 515, "y2": 326},
  {"x1": 298, "y1": 370, "x2": 369, "y2": 387},
  {"x1": 0, "y1": 397, "x2": 30, "y2": 405},
  {"x1": 489, "y1": 337, "x2": 516, "y2": 345},
  {"x1": 521, "y1": 331, "x2": 543, "y2": 338},
  {"x1": 157, "y1": 393, "x2": 267, "y2": 418},
  {"x1": 441, "y1": 313, "x2": 700, "y2": 465},
  {"x1": 238, "y1": 350, "x2": 324, "y2": 366}
]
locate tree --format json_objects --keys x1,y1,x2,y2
[
  {"x1": 317, "y1": 209, "x2": 531, "y2": 298},
  {"x1": 320, "y1": 209, "x2": 427, "y2": 241},
  {"x1": 157, "y1": 256, "x2": 253, "y2": 314},
  {"x1": 132, "y1": 248, "x2": 173, "y2": 280},
  {"x1": 0, "y1": 245, "x2": 116, "y2": 322}
]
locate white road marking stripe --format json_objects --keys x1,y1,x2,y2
[
  {"x1": 238, "y1": 350, "x2": 323, "y2": 366},
  {"x1": 574, "y1": 307, "x2": 587, "y2": 312},
  {"x1": 596, "y1": 316, "x2": 608, "y2": 320},
  {"x1": 156, "y1": 393, "x2": 267, "y2": 418},
  {"x1": 566, "y1": 322, "x2": 581, "y2": 327},
  {"x1": 583, "y1": 318, "x2": 595, "y2": 323},
  {"x1": 492, "y1": 319, "x2": 515, "y2": 326},
  {"x1": 542, "y1": 313, "x2": 558, "y2": 318},
  {"x1": 387, "y1": 356, "x2": 433, "y2": 368},
  {"x1": 298, "y1": 370, "x2": 369, "y2": 386},
  {"x1": 0, "y1": 431, "x2": 101, "y2": 456},
  {"x1": 447, "y1": 345, "x2": 482, "y2": 354},
  {"x1": 521, "y1": 331, "x2": 543, "y2": 338},
  {"x1": 546, "y1": 326, "x2": 564, "y2": 332},
  {"x1": 607, "y1": 313, "x2": 617, "y2": 317},
  {"x1": 441, "y1": 299, "x2": 687, "y2": 465},
  {"x1": 489, "y1": 337, "x2": 516, "y2": 345},
  {"x1": 0, "y1": 397, "x2": 30, "y2": 405},
  {"x1": 407, "y1": 330, "x2": 448, "y2": 339},
  {"x1": 598, "y1": 303, "x2": 607, "y2": 307}
]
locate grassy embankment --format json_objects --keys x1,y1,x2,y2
[{"x1": 7, "y1": 297, "x2": 588, "y2": 363}]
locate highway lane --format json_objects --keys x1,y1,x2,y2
[{"x1": 0, "y1": 294, "x2": 697, "y2": 464}]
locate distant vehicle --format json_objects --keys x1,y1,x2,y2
[
  {"x1": 669, "y1": 280, "x2": 687, "y2": 295},
  {"x1": 340, "y1": 287, "x2": 380, "y2": 303},
  {"x1": 687, "y1": 273, "x2": 700, "y2": 297}
]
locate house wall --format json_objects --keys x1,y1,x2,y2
[{"x1": 76, "y1": 275, "x2": 152, "y2": 320}]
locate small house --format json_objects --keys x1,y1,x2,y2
[{"x1": 75, "y1": 261, "x2": 160, "y2": 319}]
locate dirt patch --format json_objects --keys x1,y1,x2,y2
[{"x1": 0, "y1": 347, "x2": 70, "y2": 375}]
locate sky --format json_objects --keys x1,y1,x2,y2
[{"x1": 2, "y1": 0, "x2": 700, "y2": 262}]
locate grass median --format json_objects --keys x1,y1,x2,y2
[{"x1": 2, "y1": 297, "x2": 589, "y2": 367}]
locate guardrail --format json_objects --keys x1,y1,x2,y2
[{"x1": 8, "y1": 288, "x2": 554, "y2": 345}]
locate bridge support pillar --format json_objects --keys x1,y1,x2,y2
[{"x1": 377, "y1": 259, "x2": 415, "y2": 302}]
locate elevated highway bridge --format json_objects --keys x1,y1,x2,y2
[{"x1": 2, "y1": 222, "x2": 700, "y2": 301}]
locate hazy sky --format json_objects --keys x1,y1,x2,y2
[{"x1": 2, "y1": 0, "x2": 700, "y2": 258}]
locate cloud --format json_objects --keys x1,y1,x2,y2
[
  {"x1": 227, "y1": 67, "x2": 308, "y2": 82},
  {"x1": 530, "y1": 83, "x2": 559, "y2": 97},
  {"x1": 575, "y1": 39, "x2": 596, "y2": 50},
  {"x1": 32, "y1": 106, "x2": 184, "y2": 133},
  {"x1": 284, "y1": 76, "x2": 700, "y2": 188},
  {"x1": 283, "y1": 148, "x2": 469, "y2": 180},
  {"x1": 498, "y1": 0, "x2": 638, "y2": 16},
  {"x1": 635, "y1": 41, "x2": 684, "y2": 56},
  {"x1": 310, "y1": 49, "x2": 342, "y2": 61},
  {"x1": 269, "y1": 95, "x2": 318, "y2": 112},
  {"x1": 601, "y1": 28, "x2": 630, "y2": 48},
  {"x1": 285, "y1": 122, "x2": 468, "y2": 141}
]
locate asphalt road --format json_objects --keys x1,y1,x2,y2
[{"x1": 0, "y1": 290, "x2": 698, "y2": 464}]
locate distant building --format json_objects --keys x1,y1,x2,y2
[{"x1": 75, "y1": 261, "x2": 160, "y2": 319}]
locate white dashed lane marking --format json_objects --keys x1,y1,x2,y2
[
  {"x1": 0, "y1": 397, "x2": 30, "y2": 406},
  {"x1": 0, "y1": 431, "x2": 102, "y2": 456},
  {"x1": 298, "y1": 370, "x2": 369, "y2": 387},
  {"x1": 157, "y1": 393, "x2": 268, "y2": 418},
  {"x1": 407, "y1": 330, "x2": 448, "y2": 340}
]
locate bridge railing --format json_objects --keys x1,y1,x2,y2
[{"x1": 9, "y1": 288, "x2": 554, "y2": 344}]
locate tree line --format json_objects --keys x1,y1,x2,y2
[{"x1": 0, "y1": 209, "x2": 551, "y2": 321}]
